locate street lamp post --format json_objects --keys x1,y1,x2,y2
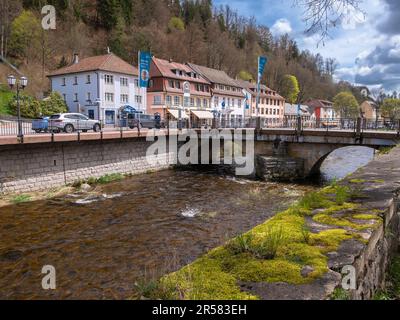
[{"x1": 7, "y1": 75, "x2": 28, "y2": 140}]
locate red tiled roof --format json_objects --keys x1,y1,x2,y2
[
  {"x1": 47, "y1": 53, "x2": 138, "y2": 77},
  {"x1": 151, "y1": 57, "x2": 210, "y2": 84},
  {"x1": 235, "y1": 79, "x2": 285, "y2": 100},
  {"x1": 306, "y1": 99, "x2": 333, "y2": 109}
]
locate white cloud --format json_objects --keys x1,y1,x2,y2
[{"x1": 270, "y1": 18, "x2": 292, "y2": 36}]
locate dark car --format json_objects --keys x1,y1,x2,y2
[{"x1": 127, "y1": 113, "x2": 162, "y2": 129}]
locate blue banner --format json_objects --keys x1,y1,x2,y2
[
  {"x1": 139, "y1": 51, "x2": 151, "y2": 88},
  {"x1": 258, "y1": 56, "x2": 267, "y2": 79}
]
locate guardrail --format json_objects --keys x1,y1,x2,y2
[{"x1": 1, "y1": 117, "x2": 399, "y2": 138}]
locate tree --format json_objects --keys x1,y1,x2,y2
[
  {"x1": 9, "y1": 94, "x2": 41, "y2": 118},
  {"x1": 9, "y1": 92, "x2": 67, "y2": 118},
  {"x1": 168, "y1": 17, "x2": 185, "y2": 32},
  {"x1": 238, "y1": 70, "x2": 253, "y2": 81},
  {"x1": 8, "y1": 10, "x2": 41, "y2": 63},
  {"x1": 381, "y1": 98, "x2": 400, "y2": 121},
  {"x1": 281, "y1": 75, "x2": 300, "y2": 104},
  {"x1": 333, "y1": 92, "x2": 359, "y2": 118},
  {"x1": 40, "y1": 92, "x2": 68, "y2": 115},
  {"x1": 96, "y1": 0, "x2": 120, "y2": 30}
]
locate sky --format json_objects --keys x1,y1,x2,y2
[{"x1": 213, "y1": 0, "x2": 400, "y2": 93}]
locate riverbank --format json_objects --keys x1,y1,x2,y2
[
  {"x1": 136, "y1": 148, "x2": 400, "y2": 300},
  {"x1": 0, "y1": 173, "x2": 129, "y2": 208}
]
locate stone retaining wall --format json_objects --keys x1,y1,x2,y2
[{"x1": 0, "y1": 138, "x2": 175, "y2": 194}]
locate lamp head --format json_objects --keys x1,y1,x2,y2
[{"x1": 7, "y1": 75, "x2": 16, "y2": 88}]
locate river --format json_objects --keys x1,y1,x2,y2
[{"x1": 0, "y1": 146, "x2": 375, "y2": 299}]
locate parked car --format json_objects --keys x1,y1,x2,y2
[
  {"x1": 48, "y1": 113, "x2": 101, "y2": 133},
  {"x1": 32, "y1": 117, "x2": 49, "y2": 133},
  {"x1": 126, "y1": 113, "x2": 163, "y2": 129}
]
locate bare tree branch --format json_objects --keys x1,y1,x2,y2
[{"x1": 294, "y1": 0, "x2": 365, "y2": 42}]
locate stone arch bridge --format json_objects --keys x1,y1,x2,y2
[{"x1": 252, "y1": 129, "x2": 400, "y2": 179}]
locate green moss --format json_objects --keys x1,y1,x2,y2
[
  {"x1": 147, "y1": 184, "x2": 369, "y2": 300},
  {"x1": 95, "y1": 173, "x2": 124, "y2": 184},
  {"x1": 12, "y1": 194, "x2": 32, "y2": 204},
  {"x1": 371, "y1": 179, "x2": 385, "y2": 184},
  {"x1": 349, "y1": 179, "x2": 366, "y2": 184},
  {"x1": 331, "y1": 288, "x2": 350, "y2": 300},
  {"x1": 310, "y1": 229, "x2": 353, "y2": 252},
  {"x1": 353, "y1": 214, "x2": 380, "y2": 220}
]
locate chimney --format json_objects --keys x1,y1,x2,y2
[{"x1": 73, "y1": 53, "x2": 79, "y2": 64}]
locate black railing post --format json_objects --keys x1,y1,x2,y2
[{"x1": 356, "y1": 117, "x2": 362, "y2": 136}]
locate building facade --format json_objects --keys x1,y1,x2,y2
[
  {"x1": 187, "y1": 63, "x2": 246, "y2": 124},
  {"x1": 146, "y1": 57, "x2": 213, "y2": 124},
  {"x1": 48, "y1": 53, "x2": 146, "y2": 125},
  {"x1": 306, "y1": 99, "x2": 337, "y2": 120},
  {"x1": 360, "y1": 101, "x2": 380, "y2": 119},
  {"x1": 236, "y1": 80, "x2": 285, "y2": 125}
]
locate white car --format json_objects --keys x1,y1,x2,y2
[{"x1": 48, "y1": 113, "x2": 101, "y2": 133}]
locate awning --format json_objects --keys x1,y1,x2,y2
[
  {"x1": 191, "y1": 110, "x2": 214, "y2": 120},
  {"x1": 167, "y1": 109, "x2": 189, "y2": 119}
]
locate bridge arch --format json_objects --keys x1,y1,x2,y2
[{"x1": 308, "y1": 145, "x2": 378, "y2": 178}]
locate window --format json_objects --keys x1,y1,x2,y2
[
  {"x1": 63, "y1": 94, "x2": 66, "y2": 101},
  {"x1": 203, "y1": 99, "x2": 208, "y2": 108},
  {"x1": 175, "y1": 81, "x2": 181, "y2": 89},
  {"x1": 196, "y1": 98, "x2": 201, "y2": 107},
  {"x1": 153, "y1": 95, "x2": 162, "y2": 105},
  {"x1": 74, "y1": 93, "x2": 78, "y2": 102},
  {"x1": 121, "y1": 77, "x2": 129, "y2": 87},
  {"x1": 166, "y1": 95, "x2": 172, "y2": 105},
  {"x1": 121, "y1": 94, "x2": 129, "y2": 103},
  {"x1": 135, "y1": 95, "x2": 142, "y2": 104},
  {"x1": 105, "y1": 92, "x2": 114, "y2": 102},
  {"x1": 62, "y1": 78, "x2": 66, "y2": 86},
  {"x1": 134, "y1": 79, "x2": 139, "y2": 87},
  {"x1": 105, "y1": 75, "x2": 114, "y2": 84},
  {"x1": 168, "y1": 80, "x2": 175, "y2": 88},
  {"x1": 86, "y1": 92, "x2": 91, "y2": 101},
  {"x1": 148, "y1": 80, "x2": 154, "y2": 88},
  {"x1": 238, "y1": 99, "x2": 242, "y2": 108},
  {"x1": 174, "y1": 96, "x2": 180, "y2": 106},
  {"x1": 88, "y1": 110, "x2": 95, "y2": 119},
  {"x1": 215, "y1": 97, "x2": 219, "y2": 107},
  {"x1": 86, "y1": 75, "x2": 91, "y2": 84},
  {"x1": 190, "y1": 98, "x2": 194, "y2": 107},
  {"x1": 73, "y1": 76, "x2": 78, "y2": 85}
]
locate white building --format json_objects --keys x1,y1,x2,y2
[{"x1": 48, "y1": 53, "x2": 146, "y2": 125}]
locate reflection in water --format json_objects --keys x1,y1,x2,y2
[
  {"x1": 0, "y1": 169, "x2": 316, "y2": 300},
  {"x1": 320, "y1": 146, "x2": 375, "y2": 182}
]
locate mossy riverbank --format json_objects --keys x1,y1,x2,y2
[{"x1": 136, "y1": 182, "x2": 383, "y2": 300}]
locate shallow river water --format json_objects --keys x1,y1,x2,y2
[{"x1": 0, "y1": 146, "x2": 375, "y2": 300}]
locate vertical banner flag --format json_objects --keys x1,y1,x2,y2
[
  {"x1": 139, "y1": 51, "x2": 151, "y2": 88},
  {"x1": 257, "y1": 56, "x2": 267, "y2": 93},
  {"x1": 256, "y1": 56, "x2": 268, "y2": 115}
]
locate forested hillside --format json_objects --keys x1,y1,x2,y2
[{"x1": 0, "y1": 0, "x2": 362, "y2": 102}]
